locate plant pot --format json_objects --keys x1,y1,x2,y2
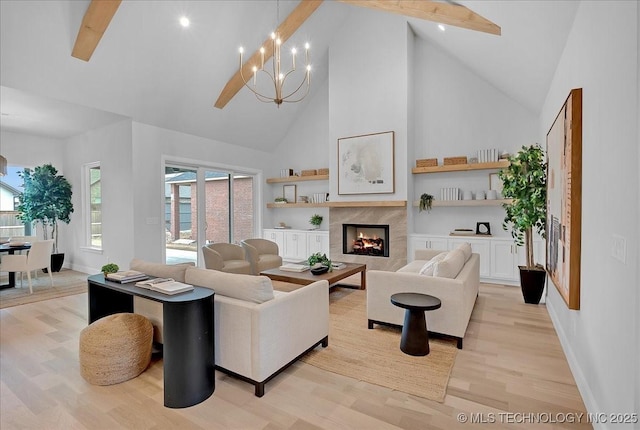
[
  {"x1": 43, "y1": 253, "x2": 65, "y2": 273},
  {"x1": 518, "y1": 265, "x2": 546, "y2": 304}
]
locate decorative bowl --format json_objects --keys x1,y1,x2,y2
[{"x1": 310, "y1": 266, "x2": 329, "y2": 275}]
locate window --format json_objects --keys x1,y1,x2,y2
[
  {"x1": 164, "y1": 162, "x2": 258, "y2": 265},
  {"x1": 84, "y1": 162, "x2": 102, "y2": 249}
]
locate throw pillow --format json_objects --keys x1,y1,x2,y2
[
  {"x1": 130, "y1": 258, "x2": 194, "y2": 282},
  {"x1": 433, "y1": 249, "x2": 466, "y2": 278},
  {"x1": 456, "y1": 242, "x2": 472, "y2": 261},
  {"x1": 419, "y1": 251, "x2": 448, "y2": 276},
  {"x1": 185, "y1": 267, "x2": 275, "y2": 303}
]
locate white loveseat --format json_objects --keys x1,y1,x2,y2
[
  {"x1": 367, "y1": 248, "x2": 479, "y2": 349},
  {"x1": 131, "y1": 260, "x2": 329, "y2": 397}
]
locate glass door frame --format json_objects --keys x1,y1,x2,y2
[{"x1": 162, "y1": 155, "x2": 263, "y2": 267}]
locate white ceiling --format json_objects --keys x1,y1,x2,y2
[{"x1": 0, "y1": 0, "x2": 579, "y2": 150}]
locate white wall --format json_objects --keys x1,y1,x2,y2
[
  {"x1": 0, "y1": 131, "x2": 65, "y2": 170},
  {"x1": 541, "y1": 2, "x2": 639, "y2": 427},
  {"x1": 328, "y1": 8, "x2": 409, "y2": 202},
  {"x1": 65, "y1": 120, "x2": 135, "y2": 274},
  {"x1": 268, "y1": 78, "x2": 331, "y2": 230},
  {"x1": 412, "y1": 41, "x2": 538, "y2": 237},
  {"x1": 131, "y1": 123, "x2": 275, "y2": 263}
]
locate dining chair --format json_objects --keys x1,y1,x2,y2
[{"x1": 0, "y1": 239, "x2": 54, "y2": 294}]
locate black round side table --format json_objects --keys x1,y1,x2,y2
[{"x1": 390, "y1": 293, "x2": 442, "y2": 356}]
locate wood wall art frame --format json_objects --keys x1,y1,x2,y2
[
  {"x1": 338, "y1": 131, "x2": 395, "y2": 195},
  {"x1": 546, "y1": 88, "x2": 582, "y2": 310}
]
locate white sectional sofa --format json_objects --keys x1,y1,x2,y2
[
  {"x1": 367, "y1": 248, "x2": 480, "y2": 349},
  {"x1": 131, "y1": 259, "x2": 329, "y2": 397}
]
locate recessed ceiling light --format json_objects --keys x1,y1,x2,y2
[
  {"x1": 179, "y1": 16, "x2": 190, "y2": 27},
  {"x1": 438, "y1": 24, "x2": 446, "y2": 32}
]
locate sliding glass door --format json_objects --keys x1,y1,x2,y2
[{"x1": 165, "y1": 163, "x2": 257, "y2": 265}]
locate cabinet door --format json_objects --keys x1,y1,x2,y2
[
  {"x1": 449, "y1": 238, "x2": 491, "y2": 278},
  {"x1": 490, "y1": 240, "x2": 519, "y2": 280},
  {"x1": 307, "y1": 231, "x2": 330, "y2": 257},
  {"x1": 283, "y1": 231, "x2": 308, "y2": 261},
  {"x1": 262, "y1": 229, "x2": 285, "y2": 257}
]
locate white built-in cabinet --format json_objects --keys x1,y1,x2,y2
[
  {"x1": 307, "y1": 231, "x2": 330, "y2": 256},
  {"x1": 263, "y1": 229, "x2": 285, "y2": 253},
  {"x1": 263, "y1": 229, "x2": 329, "y2": 262},
  {"x1": 409, "y1": 234, "x2": 543, "y2": 284},
  {"x1": 489, "y1": 238, "x2": 544, "y2": 281}
]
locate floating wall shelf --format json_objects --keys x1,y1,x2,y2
[
  {"x1": 412, "y1": 199, "x2": 512, "y2": 208},
  {"x1": 412, "y1": 160, "x2": 509, "y2": 174},
  {"x1": 267, "y1": 201, "x2": 407, "y2": 209},
  {"x1": 266, "y1": 175, "x2": 329, "y2": 183}
]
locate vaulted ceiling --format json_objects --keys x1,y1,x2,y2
[{"x1": 0, "y1": 1, "x2": 579, "y2": 151}]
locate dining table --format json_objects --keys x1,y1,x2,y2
[{"x1": 0, "y1": 243, "x2": 32, "y2": 289}]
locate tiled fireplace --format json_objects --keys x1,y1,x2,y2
[{"x1": 330, "y1": 206, "x2": 407, "y2": 271}]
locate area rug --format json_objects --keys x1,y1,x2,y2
[
  {"x1": 301, "y1": 287, "x2": 457, "y2": 402},
  {"x1": 0, "y1": 269, "x2": 88, "y2": 309}
]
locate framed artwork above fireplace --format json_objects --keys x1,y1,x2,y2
[{"x1": 338, "y1": 131, "x2": 395, "y2": 195}]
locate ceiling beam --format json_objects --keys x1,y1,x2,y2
[
  {"x1": 214, "y1": 0, "x2": 324, "y2": 109},
  {"x1": 72, "y1": 0, "x2": 122, "y2": 61},
  {"x1": 338, "y1": 0, "x2": 501, "y2": 36}
]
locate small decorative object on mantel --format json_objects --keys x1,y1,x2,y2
[
  {"x1": 418, "y1": 193, "x2": 433, "y2": 212},
  {"x1": 476, "y1": 222, "x2": 491, "y2": 235},
  {"x1": 309, "y1": 214, "x2": 323, "y2": 229}
]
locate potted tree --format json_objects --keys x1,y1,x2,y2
[
  {"x1": 498, "y1": 144, "x2": 547, "y2": 304},
  {"x1": 17, "y1": 164, "x2": 74, "y2": 272}
]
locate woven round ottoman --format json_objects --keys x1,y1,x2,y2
[{"x1": 79, "y1": 313, "x2": 153, "y2": 386}]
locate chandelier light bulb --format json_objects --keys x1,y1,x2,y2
[
  {"x1": 239, "y1": 47, "x2": 244, "y2": 54},
  {"x1": 305, "y1": 43, "x2": 310, "y2": 50},
  {"x1": 179, "y1": 16, "x2": 190, "y2": 27},
  {"x1": 276, "y1": 38, "x2": 282, "y2": 46},
  {"x1": 271, "y1": 32, "x2": 276, "y2": 40}
]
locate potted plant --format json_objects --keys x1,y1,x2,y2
[
  {"x1": 498, "y1": 144, "x2": 547, "y2": 304},
  {"x1": 17, "y1": 164, "x2": 74, "y2": 272},
  {"x1": 307, "y1": 252, "x2": 332, "y2": 273},
  {"x1": 101, "y1": 263, "x2": 119, "y2": 277},
  {"x1": 309, "y1": 214, "x2": 323, "y2": 229},
  {"x1": 418, "y1": 193, "x2": 434, "y2": 212}
]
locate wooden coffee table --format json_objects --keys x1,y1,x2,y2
[{"x1": 260, "y1": 263, "x2": 367, "y2": 289}]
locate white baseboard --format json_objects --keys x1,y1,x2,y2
[{"x1": 546, "y1": 299, "x2": 607, "y2": 430}]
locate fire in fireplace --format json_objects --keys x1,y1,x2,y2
[{"x1": 342, "y1": 223, "x2": 390, "y2": 257}]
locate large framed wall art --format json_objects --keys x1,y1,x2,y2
[
  {"x1": 546, "y1": 88, "x2": 582, "y2": 310},
  {"x1": 338, "y1": 131, "x2": 395, "y2": 195}
]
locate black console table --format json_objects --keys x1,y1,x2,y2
[{"x1": 87, "y1": 274, "x2": 215, "y2": 408}]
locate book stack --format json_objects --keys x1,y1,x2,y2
[
  {"x1": 279, "y1": 263, "x2": 310, "y2": 272},
  {"x1": 106, "y1": 270, "x2": 148, "y2": 283},
  {"x1": 477, "y1": 148, "x2": 499, "y2": 163},
  {"x1": 440, "y1": 187, "x2": 461, "y2": 201}
]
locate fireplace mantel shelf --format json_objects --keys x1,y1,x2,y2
[{"x1": 267, "y1": 201, "x2": 406, "y2": 209}]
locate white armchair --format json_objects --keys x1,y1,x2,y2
[
  {"x1": 241, "y1": 238, "x2": 283, "y2": 275},
  {"x1": 202, "y1": 243, "x2": 252, "y2": 274}
]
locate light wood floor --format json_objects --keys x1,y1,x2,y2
[{"x1": 0, "y1": 283, "x2": 591, "y2": 429}]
